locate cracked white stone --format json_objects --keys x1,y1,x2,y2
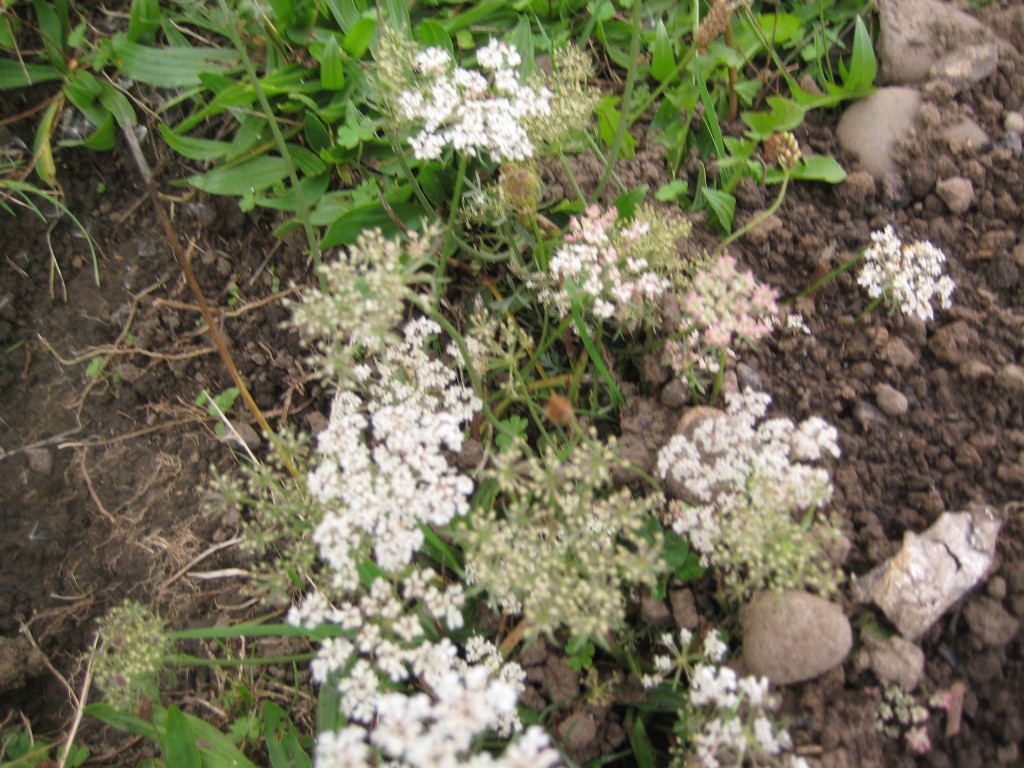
[{"x1": 853, "y1": 508, "x2": 1001, "y2": 640}]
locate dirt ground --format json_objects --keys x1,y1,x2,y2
[{"x1": 2, "y1": 7, "x2": 1024, "y2": 767}]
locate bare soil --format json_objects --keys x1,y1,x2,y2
[{"x1": 2, "y1": 15, "x2": 1023, "y2": 768}]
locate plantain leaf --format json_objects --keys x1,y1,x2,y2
[
  {"x1": 186, "y1": 156, "x2": 291, "y2": 195},
  {"x1": 111, "y1": 36, "x2": 237, "y2": 88}
]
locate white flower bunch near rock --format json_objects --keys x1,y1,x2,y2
[
  {"x1": 396, "y1": 40, "x2": 552, "y2": 162},
  {"x1": 307, "y1": 317, "x2": 480, "y2": 592},
  {"x1": 656, "y1": 390, "x2": 844, "y2": 597},
  {"x1": 856, "y1": 225, "x2": 955, "y2": 322}
]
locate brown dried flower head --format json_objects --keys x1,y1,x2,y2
[
  {"x1": 762, "y1": 131, "x2": 802, "y2": 170},
  {"x1": 695, "y1": 0, "x2": 738, "y2": 52}
]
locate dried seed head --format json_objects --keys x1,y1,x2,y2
[
  {"x1": 763, "y1": 131, "x2": 802, "y2": 169},
  {"x1": 498, "y1": 163, "x2": 542, "y2": 216},
  {"x1": 695, "y1": 0, "x2": 737, "y2": 52}
]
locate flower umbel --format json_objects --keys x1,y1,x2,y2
[
  {"x1": 856, "y1": 225, "x2": 955, "y2": 322},
  {"x1": 92, "y1": 601, "x2": 171, "y2": 709},
  {"x1": 394, "y1": 40, "x2": 552, "y2": 162}
]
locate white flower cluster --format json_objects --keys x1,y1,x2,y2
[
  {"x1": 539, "y1": 205, "x2": 671, "y2": 328},
  {"x1": 396, "y1": 40, "x2": 552, "y2": 162},
  {"x1": 642, "y1": 629, "x2": 807, "y2": 768},
  {"x1": 307, "y1": 318, "x2": 480, "y2": 592},
  {"x1": 656, "y1": 390, "x2": 843, "y2": 596},
  {"x1": 856, "y1": 225, "x2": 955, "y2": 322}
]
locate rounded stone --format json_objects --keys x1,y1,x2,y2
[
  {"x1": 740, "y1": 591, "x2": 853, "y2": 685},
  {"x1": 864, "y1": 634, "x2": 925, "y2": 690},
  {"x1": 1005, "y1": 112, "x2": 1024, "y2": 135},
  {"x1": 994, "y1": 364, "x2": 1024, "y2": 395},
  {"x1": 874, "y1": 383, "x2": 909, "y2": 417},
  {"x1": 935, "y1": 176, "x2": 975, "y2": 214}
]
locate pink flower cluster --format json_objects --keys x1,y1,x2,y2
[{"x1": 685, "y1": 255, "x2": 779, "y2": 347}]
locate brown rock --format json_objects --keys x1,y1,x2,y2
[
  {"x1": 928, "y1": 321, "x2": 980, "y2": 367},
  {"x1": 640, "y1": 594, "x2": 673, "y2": 627},
  {"x1": 864, "y1": 634, "x2": 925, "y2": 690},
  {"x1": 994, "y1": 364, "x2": 1024, "y2": 395},
  {"x1": 874, "y1": 383, "x2": 909, "y2": 417},
  {"x1": 670, "y1": 588, "x2": 700, "y2": 631},
  {"x1": 935, "y1": 176, "x2": 975, "y2": 214}
]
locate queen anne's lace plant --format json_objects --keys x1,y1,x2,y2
[
  {"x1": 395, "y1": 40, "x2": 552, "y2": 162},
  {"x1": 656, "y1": 389, "x2": 844, "y2": 598},
  {"x1": 536, "y1": 205, "x2": 689, "y2": 331},
  {"x1": 664, "y1": 254, "x2": 779, "y2": 377},
  {"x1": 856, "y1": 225, "x2": 955, "y2": 322},
  {"x1": 460, "y1": 436, "x2": 663, "y2": 640},
  {"x1": 643, "y1": 629, "x2": 809, "y2": 768},
  {"x1": 307, "y1": 317, "x2": 480, "y2": 592}
]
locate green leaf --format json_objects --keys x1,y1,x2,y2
[
  {"x1": 99, "y1": 81, "x2": 137, "y2": 129},
  {"x1": 0, "y1": 59, "x2": 61, "y2": 88},
  {"x1": 509, "y1": 19, "x2": 535, "y2": 76},
  {"x1": 32, "y1": 100, "x2": 59, "y2": 185},
  {"x1": 187, "y1": 156, "x2": 291, "y2": 196},
  {"x1": 342, "y1": 17, "x2": 375, "y2": 58},
  {"x1": 700, "y1": 185, "x2": 736, "y2": 232},
  {"x1": 111, "y1": 36, "x2": 238, "y2": 88},
  {"x1": 60, "y1": 112, "x2": 116, "y2": 150},
  {"x1": 595, "y1": 95, "x2": 636, "y2": 159},
  {"x1": 157, "y1": 124, "x2": 231, "y2": 161},
  {"x1": 85, "y1": 704, "x2": 161, "y2": 742},
  {"x1": 650, "y1": 19, "x2": 674, "y2": 82},
  {"x1": 417, "y1": 20, "x2": 453, "y2": 55},
  {"x1": 163, "y1": 706, "x2": 202, "y2": 768},
  {"x1": 31, "y1": 0, "x2": 68, "y2": 71},
  {"x1": 627, "y1": 712, "x2": 656, "y2": 768},
  {"x1": 318, "y1": 35, "x2": 345, "y2": 91},
  {"x1": 840, "y1": 16, "x2": 877, "y2": 94},
  {"x1": 740, "y1": 96, "x2": 806, "y2": 140},
  {"x1": 304, "y1": 113, "x2": 331, "y2": 153},
  {"x1": 262, "y1": 703, "x2": 312, "y2": 768},
  {"x1": 655, "y1": 179, "x2": 688, "y2": 202},
  {"x1": 771, "y1": 154, "x2": 847, "y2": 184},
  {"x1": 286, "y1": 143, "x2": 326, "y2": 176},
  {"x1": 613, "y1": 185, "x2": 647, "y2": 220},
  {"x1": 321, "y1": 200, "x2": 423, "y2": 247},
  {"x1": 128, "y1": 0, "x2": 162, "y2": 42}
]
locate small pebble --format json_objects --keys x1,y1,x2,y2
[
  {"x1": 874, "y1": 383, "x2": 909, "y2": 417},
  {"x1": 987, "y1": 576, "x2": 1008, "y2": 600},
  {"x1": 1005, "y1": 111, "x2": 1024, "y2": 135},
  {"x1": 995, "y1": 364, "x2": 1024, "y2": 395},
  {"x1": 25, "y1": 447, "x2": 53, "y2": 476}
]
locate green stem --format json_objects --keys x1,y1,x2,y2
[
  {"x1": 583, "y1": 134, "x2": 627, "y2": 195},
  {"x1": 436, "y1": 152, "x2": 469, "y2": 310},
  {"x1": 712, "y1": 170, "x2": 790, "y2": 259},
  {"x1": 789, "y1": 251, "x2": 864, "y2": 302},
  {"x1": 558, "y1": 151, "x2": 588, "y2": 207},
  {"x1": 387, "y1": 129, "x2": 441, "y2": 220},
  {"x1": 166, "y1": 653, "x2": 314, "y2": 667},
  {"x1": 708, "y1": 346, "x2": 727, "y2": 405},
  {"x1": 594, "y1": 0, "x2": 643, "y2": 200},
  {"x1": 219, "y1": 0, "x2": 323, "y2": 291}
]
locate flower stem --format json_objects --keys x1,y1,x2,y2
[{"x1": 712, "y1": 170, "x2": 790, "y2": 259}]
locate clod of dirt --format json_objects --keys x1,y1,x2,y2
[
  {"x1": 0, "y1": 634, "x2": 46, "y2": 695},
  {"x1": 935, "y1": 176, "x2": 976, "y2": 214},
  {"x1": 640, "y1": 594, "x2": 673, "y2": 627},
  {"x1": 858, "y1": 633, "x2": 926, "y2": 690},
  {"x1": 24, "y1": 447, "x2": 53, "y2": 476},
  {"x1": 928, "y1": 320, "x2": 981, "y2": 367},
  {"x1": 853, "y1": 507, "x2": 1002, "y2": 640},
  {"x1": 740, "y1": 590, "x2": 853, "y2": 685},
  {"x1": 994, "y1": 363, "x2": 1024, "y2": 395},
  {"x1": 836, "y1": 87, "x2": 922, "y2": 179},
  {"x1": 943, "y1": 119, "x2": 990, "y2": 153},
  {"x1": 964, "y1": 595, "x2": 1021, "y2": 647}
]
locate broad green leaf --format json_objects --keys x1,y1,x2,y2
[
  {"x1": 323, "y1": 0, "x2": 361, "y2": 33},
  {"x1": 417, "y1": 20, "x2": 453, "y2": 55},
  {"x1": 841, "y1": 16, "x2": 877, "y2": 94},
  {"x1": 98, "y1": 81, "x2": 137, "y2": 129},
  {"x1": 60, "y1": 111, "x2": 116, "y2": 150},
  {"x1": 766, "y1": 154, "x2": 847, "y2": 184},
  {"x1": 0, "y1": 60, "x2": 61, "y2": 88},
  {"x1": 756, "y1": 12, "x2": 801, "y2": 45},
  {"x1": 31, "y1": 0, "x2": 68, "y2": 71},
  {"x1": 267, "y1": 0, "x2": 293, "y2": 22},
  {"x1": 187, "y1": 156, "x2": 291, "y2": 195},
  {"x1": 342, "y1": 17, "x2": 375, "y2": 58},
  {"x1": 157, "y1": 124, "x2": 231, "y2": 161},
  {"x1": 627, "y1": 712, "x2": 656, "y2": 768},
  {"x1": 111, "y1": 36, "x2": 238, "y2": 88},
  {"x1": 595, "y1": 95, "x2": 636, "y2": 158},
  {"x1": 379, "y1": 0, "x2": 410, "y2": 32},
  {"x1": 163, "y1": 706, "x2": 202, "y2": 768},
  {"x1": 321, "y1": 200, "x2": 423, "y2": 247},
  {"x1": 650, "y1": 19, "x2": 674, "y2": 82},
  {"x1": 285, "y1": 143, "x2": 326, "y2": 175},
  {"x1": 700, "y1": 185, "x2": 736, "y2": 232},
  {"x1": 128, "y1": 0, "x2": 162, "y2": 42},
  {"x1": 655, "y1": 179, "x2": 688, "y2": 202},
  {"x1": 262, "y1": 703, "x2": 312, "y2": 768},
  {"x1": 741, "y1": 96, "x2": 806, "y2": 140},
  {"x1": 613, "y1": 185, "x2": 647, "y2": 220},
  {"x1": 304, "y1": 113, "x2": 331, "y2": 153},
  {"x1": 253, "y1": 172, "x2": 330, "y2": 212},
  {"x1": 318, "y1": 35, "x2": 345, "y2": 91},
  {"x1": 509, "y1": 19, "x2": 534, "y2": 76}
]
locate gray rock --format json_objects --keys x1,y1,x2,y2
[
  {"x1": 878, "y1": 0, "x2": 992, "y2": 85},
  {"x1": 964, "y1": 596, "x2": 1021, "y2": 647},
  {"x1": 836, "y1": 88, "x2": 922, "y2": 179},
  {"x1": 854, "y1": 508, "x2": 1002, "y2": 640},
  {"x1": 929, "y1": 44, "x2": 999, "y2": 88},
  {"x1": 740, "y1": 591, "x2": 852, "y2": 685},
  {"x1": 874, "y1": 383, "x2": 909, "y2": 417},
  {"x1": 670, "y1": 588, "x2": 700, "y2": 631},
  {"x1": 24, "y1": 447, "x2": 53, "y2": 476},
  {"x1": 640, "y1": 594, "x2": 673, "y2": 627},
  {"x1": 1006, "y1": 112, "x2": 1024, "y2": 135},
  {"x1": 865, "y1": 634, "x2": 925, "y2": 690},
  {"x1": 935, "y1": 176, "x2": 974, "y2": 214}
]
